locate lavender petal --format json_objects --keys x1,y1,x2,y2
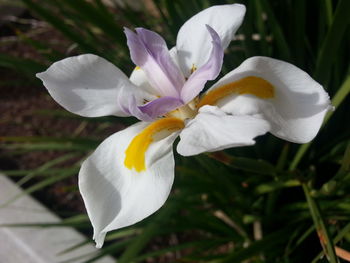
[
  {"x1": 124, "y1": 27, "x2": 185, "y2": 98},
  {"x1": 138, "y1": 96, "x2": 184, "y2": 119}
]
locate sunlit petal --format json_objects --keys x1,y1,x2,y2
[
  {"x1": 79, "y1": 120, "x2": 182, "y2": 247},
  {"x1": 129, "y1": 66, "x2": 157, "y2": 95},
  {"x1": 176, "y1": 4, "x2": 245, "y2": 76},
  {"x1": 180, "y1": 25, "x2": 224, "y2": 103},
  {"x1": 177, "y1": 105, "x2": 270, "y2": 156},
  {"x1": 36, "y1": 54, "x2": 151, "y2": 118},
  {"x1": 205, "y1": 57, "x2": 332, "y2": 143}
]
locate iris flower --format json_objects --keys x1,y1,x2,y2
[{"x1": 37, "y1": 4, "x2": 331, "y2": 248}]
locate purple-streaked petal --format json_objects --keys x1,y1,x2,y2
[
  {"x1": 117, "y1": 82, "x2": 182, "y2": 121},
  {"x1": 124, "y1": 27, "x2": 185, "y2": 97},
  {"x1": 180, "y1": 25, "x2": 224, "y2": 103},
  {"x1": 135, "y1": 28, "x2": 185, "y2": 92},
  {"x1": 138, "y1": 96, "x2": 184, "y2": 119},
  {"x1": 176, "y1": 4, "x2": 245, "y2": 76},
  {"x1": 116, "y1": 85, "x2": 152, "y2": 122},
  {"x1": 120, "y1": 95, "x2": 154, "y2": 122}
]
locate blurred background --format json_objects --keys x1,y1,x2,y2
[{"x1": 0, "y1": 0, "x2": 349, "y2": 262}]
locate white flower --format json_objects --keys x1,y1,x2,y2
[{"x1": 36, "y1": 4, "x2": 331, "y2": 248}]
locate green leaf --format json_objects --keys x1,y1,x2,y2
[
  {"x1": 15, "y1": 153, "x2": 80, "y2": 186},
  {"x1": 2, "y1": 141, "x2": 97, "y2": 151},
  {"x1": 207, "y1": 152, "x2": 276, "y2": 175},
  {"x1": 60, "y1": 0, "x2": 126, "y2": 46},
  {"x1": 260, "y1": 0, "x2": 291, "y2": 60},
  {"x1": 21, "y1": 0, "x2": 101, "y2": 53},
  {"x1": 0, "y1": 168, "x2": 78, "y2": 208},
  {"x1": 314, "y1": 0, "x2": 350, "y2": 84},
  {"x1": 255, "y1": 179, "x2": 300, "y2": 194},
  {"x1": 302, "y1": 184, "x2": 338, "y2": 263},
  {"x1": 117, "y1": 201, "x2": 179, "y2": 263},
  {"x1": 312, "y1": 222, "x2": 350, "y2": 262},
  {"x1": 0, "y1": 53, "x2": 45, "y2": 77},
  {"x1": 134, "y1": 238, "x2": 231, "y2": 262},
  {"x1": 213, "y1": 227, "x2": 291, "y2": 263}
]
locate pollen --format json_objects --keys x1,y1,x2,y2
[
  {"x1": 198, "y1": 76, "x2": 275, "y2": 107},
  {"x1": 124, "y1": 117, "x2": 184, "y2": 172},
  {"x1": 190, "y1": 64, "x2": 197, "y2": 74}
]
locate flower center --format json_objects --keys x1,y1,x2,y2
[
  {"x1": 124, "y1": 76, "x2": 274, "y2": 173},
  {"x1": 167, "y1": 76, "x2": 274, "y2": 120},
  {"x1": 166, "y1": 99, "x2": 198, "y2": 120}
]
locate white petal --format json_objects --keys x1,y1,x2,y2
[
  {"x1": 177, "y1": 105, "x2": 270, "y2": 156},
  {"x1": 176, "y1": 4, "x2": 246, "y2": 76},
  {"x1": 206, "y1": 56, "x2": 332, "y2": 143},
  {"x1": 169, "y1": 47, "x2": 181, "y2": 69},
  {"x1": 79, "y1": 122, "x2": 178, "y2": 248},
  {"x1": 37, "y1": 54, "x2": 151, "y2": 117},
  {"x1": 129, "y1": 67, "x2": 158, "y2": 95}
]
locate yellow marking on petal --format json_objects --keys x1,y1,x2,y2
[
  {"x1": 198, "y1": 76, "x2": 275, "y2": 108},
  {"x1": 134, "y1": 66, "x2": 141, "y2": 70},
  {"x1": 124, "y1": 118, "x2": 184, "y2": 172},
  {"x1": 190, "y1": 64, "x2": 197, "y2": 74}
]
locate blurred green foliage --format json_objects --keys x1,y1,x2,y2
[{"x1": 1, "y1": 0, "x2": 350, "y2": 262}]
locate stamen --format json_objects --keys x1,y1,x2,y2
[
  {"x1": 124, "y1": 118, "x2": 184, "y2": 172},
  {"x1": 198, "y1": 76, "x2": 274, "y2": 108},
  {"x1": 166, "y1": 103, "x2": 197, "y2": 120},
  {"x1": 190, "y1": 64, "x2": 197, "y2": 74}
]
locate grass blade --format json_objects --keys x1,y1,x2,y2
[
  {"x1": 21, "y1": 0, "x2": 101, "y2": 53},
  {"x1": 117, "y1": 201, "x2": 178, "y2": 263},
  {"x1": 314, "y1": 0, "x2": 350, "y2": 84},
  {"x1": 302, "y1": 184, "x2": 338, "y2": 263},
  {"x1": 260, "y1": 0, "x2": 291, "y2": 60}
]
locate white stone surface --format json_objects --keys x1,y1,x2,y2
[{"x1": 0, "y1": 175, "x2": 115, "y2": 263}]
